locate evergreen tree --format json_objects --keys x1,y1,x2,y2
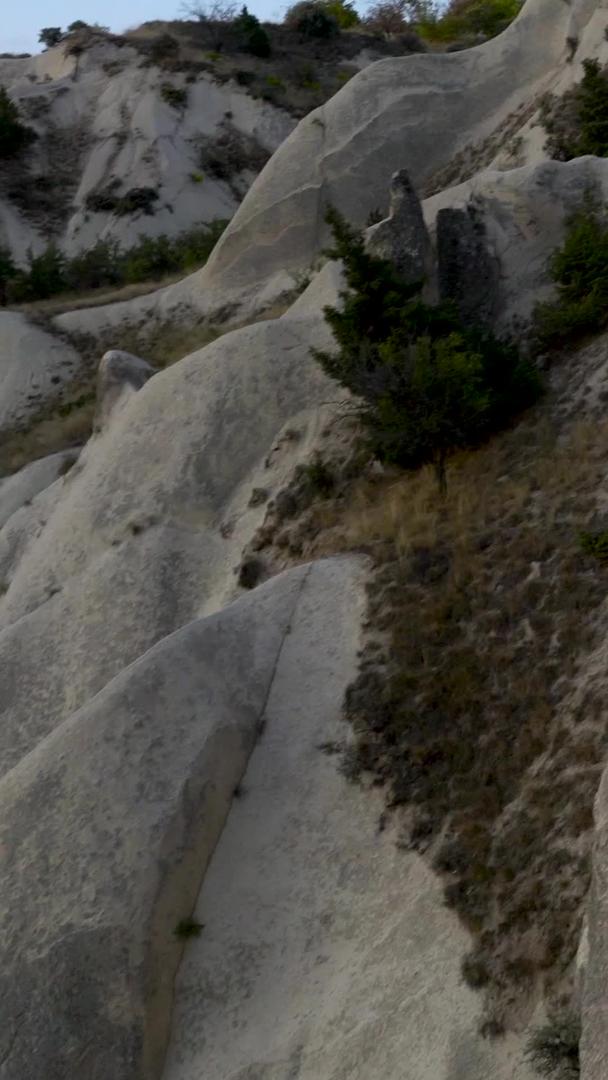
[
  {"x1": 313, "y1": 207, "x2": 541, "y2": 492},
  {"x1": 0, "y1": 86, "x2": 34, "y2": 158}
]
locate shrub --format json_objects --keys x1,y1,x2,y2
[
  {"x1": 86, "y1": 184, "x2": 159, "y2": 217},
  {"x1": 533, "y1": 205, "x2": 608, "y2": 349},
  {"x1": 149, "y1": 33, "x2": 180, "y2": 64},
  {"x1": 198, "y1": 123, "x2": 269, "y2": 188},
  {"x1": 363, "y1": 0, "x2": 411, "y2": 35},
  {"x1": 67, "y1": 20, "x2": 89, "y2": 31},
  {"x1": 579, "y1": 530, "x2": 608, "y2": 562},
  {"x1": 313, "y1": 207, "x2": 541, "y2": 492},
  {"x1": 160, "y1": 82, "x2": 189, "y2": 109},
  {"x1": 4, "y1": 220, "x2": 228, "y2": 303},
  {"x1": 38, "y1": 27, "x2": 64, "y2": 49},
  {"x1": 233, "y1": 7, "x2": 271, "y2": 56},
  {"x1": 524, "y1": 1015, "x2": 580, "y2": 1078},
  {"x1": 323, "y1": 0, "x2": 359, "y2": 27},
  {"x1": 8, "y1": 245, "x2": 67, "y2": 302},
  {"x1": 541, "y1": 60, "x2": 608, "y2": 161},
  {"x1": 0, "y1": 86, "x2": 35, "y2": 159},
  {"x1": 285, "y1": 1, "x2": 339, "y2": 38},
  {"x1": 419, "y1": 0, "x2": 522, "y2": 41}
]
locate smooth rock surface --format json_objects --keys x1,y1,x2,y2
[
  {"x1": 0, "y1": 561, "x2": 347, "y2": 1080},
  {"x1": 0, "y1": 311, "x2": 84, "y2": 436},
  {"x1": 163, "y1": 556, "x2": 536, "y2": 1080}
]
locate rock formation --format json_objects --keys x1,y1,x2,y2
[{"x1": 3, "y1": 0, "x2": 608, "y2": 1077}]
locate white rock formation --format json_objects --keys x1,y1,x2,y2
[
  {"x1": 5, "y1": 0, "x2": 608, "y2": 1076},
  {"x1": 0, "y1": 39, "x2": 295, "y2": 263}
]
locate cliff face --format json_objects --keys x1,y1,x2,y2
[{"x1": 2, "y1": 1, "x2": 608, "y2": 1077}]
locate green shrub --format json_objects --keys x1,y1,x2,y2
[
  {"x1": 5, "y1": 219, "x2": 229, "y2": 303},
  {"x1": 313, "y1": 207, "x2": 541, "y2": 492},
  {"x1": 419, "y1": 0, "x2": 522, "y2": 41},
  {"x1": 233, "y1": 7, "x2": 271, "y2": 56},
  {"x1": 580, "y1": 530, "x2": 608, "y2": 562},
  {"x1": 533, "y1": 205, "x2": 608, "y2": 349},
  {"x1": 8, "y1": 245, "x2": 67, "y2": 302},
  {"x1": 524, "y1": 1015, "x2": 580, "y2": 1078},
  {"x1": 160, "y1": 83, "x2": 188, "y2": 109},
  {"x1": 285, "y1": 1, "x2": 339, "y2": 38},
  {"x1": 323, "y1": 0, "x2": 359, "y2": 27},
  {"x1": 38, "y1": 27, "x2": 64, "y2": 49},
  {"x1": 0, "y1": 86, "x2": 35, "y2": 159},
  {"x1": 541, "y1": 60, "x2": 608, "y2": 161}
]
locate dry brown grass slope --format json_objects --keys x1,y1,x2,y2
[{"x1": 245, "y1": 334, "x2": 608, "y2": 1035}]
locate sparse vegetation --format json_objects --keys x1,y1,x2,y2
[
  {"x1": 525, "y1": 1015, "x2": 580, "y2": 1078},
  {"x1": 541, "y1": 60, "x2": 608, "y2": 161},
  {"x1": 198, "y1": 122, "x2": 270, "y2": 196},
  {"x1": 2, "y1": 220, "x2": 228, "y2": 305},
  {"x1": 160, "y1": 82, "x2": 189, "y2": 108},
  {"x1": 579, "y1": 529, "x2": 608, "y2": 562},
  {"x1": 313, "y1": 207, "x2": 540, "y2": 492},
  {"x1": 85, "y1": 183, "x2": 159, "y2": 217},
  {"x1": 533, "y1": 204, "x2": 608, "y2": 349}
]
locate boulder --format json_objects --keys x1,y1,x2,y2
[{"x1": 95, "y1": 349, "x2": 155, "y2": 431}]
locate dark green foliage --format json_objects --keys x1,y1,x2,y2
[
  {"x1": 38, "y1": 27, "x2": 64, "y2": 48},
  {"x1": 5, "y1": 220, "x2": 228, "y2": 303},
  {"x1": 524, "y1": 1015, "x2": 580, "y2": 1078},
  {"x1": 574, "y1": 59, "x2": 608, "y2": 157},
  {"x1": 579, "y1": 530, "x2": 608, "y2": 562},
  {"x1": 67, "y1": 20, "x2": 89, "y2": 31},
  {"x1": 85, "y1": 184, "x2": 159, "y2": 216},
  {"x1": 173, "y1": 917, "x2": 204, "y2": 939},
  {"x1": 285, "y1": 1, "x2": 340, "y2": 37},
  {"x1": 233, "y1": 7, "x2": 271, "y2": 56},
  {"x1": 160, "y1": 82, "x2": 188, "y2": 108},
  {"x1": 313, "y1": 207, "x2": 540, "y2": 490},
  {"x1": 8, "y1": 246, "x2": 67, "y2": 302},
  {"x1": 0, "y1": 86, "x2": 35, "y2": 159},
  {"x1": 542, "y1": 60, "x2": 608, "y2": 161},
  {"x1": 533, "y1": 205, "x2": 608, "y2": 349},
  {"x1": 298, "y1": 455, "x2": 335, "y2": 496}
]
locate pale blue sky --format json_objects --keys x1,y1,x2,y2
[{"x1": 3, "y1": 0, "x2": 289, "y2": 54}]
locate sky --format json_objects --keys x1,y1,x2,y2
[{"x1": 2, "y1": 0, "x2": 287, "y2": 55}]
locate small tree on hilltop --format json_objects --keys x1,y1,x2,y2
[
  {"x1": 234, "y1": 7, "x2": 271, "y2": 55},
  {"x1": 39, "y1": 27, "x2": 64, "y2": 49},
  {"x1": 313, "y1": 207, "x2": 541, "y2": 493}
]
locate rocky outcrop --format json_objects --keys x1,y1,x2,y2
[
  {"x1": 366, "y1": 169, "x2": 434, "y2": 290},
  {"x1": 95, "y1": 349, "x2": 155, "y2": 431},
  {"x1": 200, "y1": 0, "x2": 602, "y2": 294},
  {"x1": 436, "y1": 206, "x2": 499, "y2": 327}
]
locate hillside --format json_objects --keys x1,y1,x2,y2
[
  {"x1": 3, "y1": 0, "x2": 608, "y2": 1078},
  {"x1": 0, "y1": 19, "x2": 420, "y2": 266}
]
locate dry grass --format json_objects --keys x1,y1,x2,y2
[
  {"x1": 11, "y1": 274, "x2": 185, "y2": 318},
  {"x1": 249, "y1": 405, "x2": 608, "y2": 1029}
]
